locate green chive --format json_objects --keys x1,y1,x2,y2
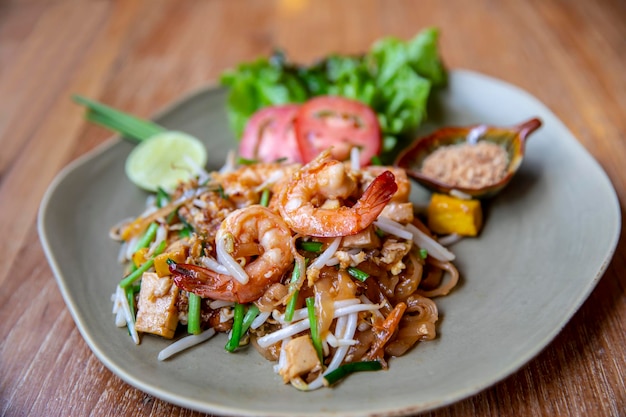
[
  {"x1": 177, "y1": 213, "x2": 194, "y2": 238},
  {"x1": 73, "y1": 95, "x2": 165, "y2": 141},
  {"x1": 133, "y1": 222, "x2": 159, "y2": 253},
  {"x1": 212, "y1": 184, "x2": 228, "y2": 200},
  {"x1": 285, "y1": 260, "x2": 306, "y2": 322},
  {"x1": 84, "y1": 111, "x2": 153, "y2": 143},
  {"x1": 370, "y1": 155, "x2": 383, "y2": 166},
  {"x1": 187, "y1": 293, "x2": 202, "y2": 335},
  {"x1": 323, "y1": 361, "x2": 383, "y2": 386},
  {"x1": 130, "y1": 282, "x2": 142, "y2": 294},
  {"x1": 125, "y1": 286, "x2": 136, "y2": 320},
  {"x1": 260, "y1": 189, "x2": 270, "y2": 207},
  {"x1": 225, "y1": 303, "x2": 245, "y2": 352},
  {"x1": 298, "y1": 241, "x2": 323, "y2": 253},
  {"x1": 419, "y1": 248, "x2": 428, "y2": 259},
  {"x1": 306, "y1": 297, "x2": 324, "y2": 363},
  {"x1": 374, "y1": 227, "x2": 385, "y2": 238},
  {"x1": 179, "y1": 225, "x2": 193, "y2": 238},
  {"x1": 347, "y1": 266, "x2": 370, "y2": 282},
  {"x1": 237, "y1": 156, "x2": 258, "y2": 165},
  {"x1": 241, "y1": 304, "x2": 260, "y2": 335},
  {"x1": 284, "y1": 293, "x2": 299, "y2": 323},
  {"x1": 156, "y1": 187, "x2": 170, "y2": 207},
  {"x1": 119, "y1": 240, "x2": 167, "y2": 289}
]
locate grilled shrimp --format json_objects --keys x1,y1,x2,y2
[
  {"x1": 277, "y1": 151, "x2": 398, "y2": 237},
  {"x1": 170, "y1": 205, "x2": 294, "y2": 303},
  {"x1": 211, "y1": 162, "x2": 300, "y2": 207}
]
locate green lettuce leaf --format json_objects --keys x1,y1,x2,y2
[{"x1": 220, "y1": 27, "x2": 447, "y2": 159}]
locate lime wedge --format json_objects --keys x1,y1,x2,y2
[{"x1": 125, "y1": 131, "x2": 207, "y2": 192}]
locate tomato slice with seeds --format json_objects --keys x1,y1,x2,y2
[
  {"x1": 294, "y1": 96, "x2": 381, "y2": 166},
  {"x1": 239, "y1": 104, "x2": 303, "y2": 163}
]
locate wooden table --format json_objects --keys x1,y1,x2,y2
[{"x1": 2, "y1": 1, "x2": 624, "y2": 416}]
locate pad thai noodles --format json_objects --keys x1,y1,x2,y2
[{"x1": 110, "y1": 149, "x2": 459, "y2": 389}]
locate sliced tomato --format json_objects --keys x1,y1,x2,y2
[
  {"x1": 239, "y1": 104, "x2": 303, "y2": 163},
  {"x1": 294, "y1": 96, "x2": 381, "y2": 166}
]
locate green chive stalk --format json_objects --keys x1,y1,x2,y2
[
  {"x1": 73, "y1": 95, "x2": 165, "y2": 141},
  {"x1": 133, "y1": 222, "x2": 159, "y2": 252},
  {"x1": 347, "y1": 266, "x2": 370, "y2": 282},
  {"x1": 323, "y1": 361, "x2": 383, "y2": 385},
  {"x1": 260, "y1": 189, "x2": 270, "y2": 207},
  {"x1": 187, "y1": 293, "x2": 202, "y2": 335},
  {"x1": 241, "y1": 304, "x2": 260, "y2": 335},
  {"x1": 298, "y1": 241, "x2": 323, "y2": 253},
  {"x1": 225, "y1": 303, "x2": 245, "y2": 352},
  {"x1": 119, "y1": 240, "x2": 167, "y2": 289},
  {"x1": 125, "y1": 287, "x2": 136, "y2": 320},
  {"x1": 237, "y1": 157, "x2": 258, "y2": 165},
  {"x1": 306, "y1": 297, "x2": 324, "y2": 363},
  {"x1": 285, "y1": 261, "x2": 304, "y2": 322}
]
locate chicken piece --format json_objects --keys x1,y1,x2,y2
[
  {"x1": 279, "y1": 335, "x2": 321, "y2": 383},
  {"x1": 135, "y1": 272, "x2": 180, "y2": 339}
]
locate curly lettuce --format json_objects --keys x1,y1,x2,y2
[{"x1": 220, "y1": 27, "x2": 447, "y2": 161}]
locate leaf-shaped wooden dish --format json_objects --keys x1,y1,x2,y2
[{"x1": 395, "y1": 118, "x2": 542, "y2": 198}]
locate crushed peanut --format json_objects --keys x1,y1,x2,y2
[{"x1": 421, "y1": 141, "x2": 508, "y2": 189}]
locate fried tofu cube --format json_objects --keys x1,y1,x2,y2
[
  {"x1": 427, "y1": 193, "x2": 483, "y2": 236},
  {"x1": 341, "y1": 225, "x2": 381, "y2": 249},
  {"x1": 380, "y1": 202, "x2": 414, "y2": 224},
  {"x1": 135, "y1": 272, "x2": 180, "y2": 339},
  {"x1": 279, "y1": 335, "x2": 321, "y2": 383}
]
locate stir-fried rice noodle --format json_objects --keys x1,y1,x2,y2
[{"x1": 112, "y1": 151, "x2": 460, "y2": 389}]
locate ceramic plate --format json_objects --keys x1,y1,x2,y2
[{"x1": 38, "y1": 70, "x2": 620, "y2": 416}]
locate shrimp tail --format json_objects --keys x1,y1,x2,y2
[
  {"x1": 353, "y1": 170, "x2": 398, "y2": 228},
  {"x1": 170, "y1": 263, "x2": 237, "y2": 302}
]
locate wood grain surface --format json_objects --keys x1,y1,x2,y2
[{"x1": 1, "y1": 0, "x2": 624, "y2": 416}]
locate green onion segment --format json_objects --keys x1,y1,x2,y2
[
  {"x1": 323, "y1": 361, "x2": 383, "y2": 385},
  {"x1": 73, "y1": 95, "x2": 165, "y2": 141},
  {"x1": 285, "y1": 260, "x2": 304, "y2": 322},
  {"x1": 260, "y1": 189, "x2": 271, "y2": 207},
  {"x1": 225, "y1": 303, "x2": 245, "y2": 352},
  {"x1": 306, "y1": 297, "x2": 324, "y2": 363},
  {"x1": 298, "y1": 241, "x2": 323, "y2": 253},
  {"x1": 187, "y1": 293, "x2": 202, "y2": 335},
  {"x1": 119, "y1": 240, "x2": 167, "y2": 289},
  {"x1": 241, "y1": 304, "x2": 260, "y2": 335},
  {"x1": 347, "y1": 266, "x2": 370, "y2": 282}
]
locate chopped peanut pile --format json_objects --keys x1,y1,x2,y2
[{"x1": 421, "y1": 141, "x2": 508, "y2": 189}]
